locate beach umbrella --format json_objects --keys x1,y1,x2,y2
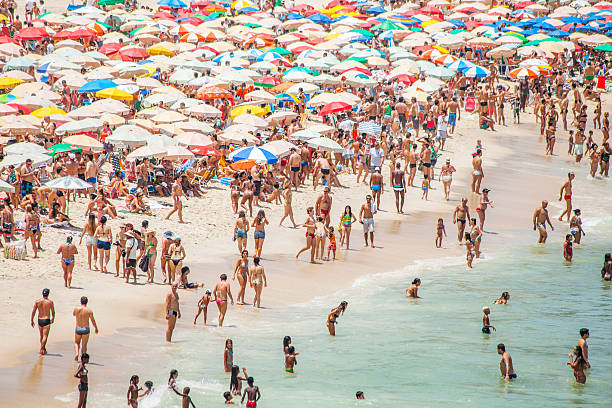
[
  {"x1": 0, "y1": 153, "x2": 51, "y2": 167},
  {"x1": 306, "y1": 136, "x2": 343, "y2": 153},
  {"x1": 78, "y1": 79, "x2": 118, "y2": 93},
  {"x1": 358, "y1": 121, "x2": 382, "y2": 135},
  {"x1": 47, "y1": 143, "x2": 82, "y2": 156},
  {"x1": 96, "y1": 88, "x2": 133, "y2": 101},
  {"x1": 229, "y1": 146, "x2": 278, "y2": 164},
  {"x1": 4, "y1": 142, "x2": 47, "y2": 155},
  {"x1": 291, "y1": 129, "x2": 321, "y2": 140},
  {"x1": 31, "y1": 106, "x2": 66, "y2": 118},
  {"x1": 107, "y1": 125, "x2": 150, "y2": 146},
  {"x1": 56, "y1": 118, "x2": 103, "y2": 135},
  {"x1": 174, "y1": 132, "x2": 213, "y2": 146},
  {"x1": 0, "y1": 178, "x2": 14, "y2": 192},
  {"x1": 196, "y1": 86, "x2": 233, "y2": 100},
  {"x1": 126, "y1": 146, "x2": 168, "y2": 161},
  {"x1": 509, "y1": 66, "x2": 541, "y2": 79},
  {"x1": 164, "y1": 146, "x2": 195, "y2": 161},
  {"x1": 45, "y1": 176, "x2": 92, "y2": 190},
  {"x1": 189, "y1": 146, "x2": 221, "y2": 156},
  {"x1": 261, "y1": 140, "x2": 297, "y2": 158},
  {"x1": 463, "y1": 66, "x2": 490, "y2": 78},
  {"x1": 61, "y1": 135, "x2": 103, "y2": 150},
  {"x1": 594, "y1": 43, "x2": 612, "y2": 51},
  {"x1": 0, "y1": 77, "x2": 24, "y2": 89},
  {"x1": 319, "y1": 101, "x2": 353, "y2": 116}
]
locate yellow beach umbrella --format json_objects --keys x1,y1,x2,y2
[
  {"x1": 432, "y1": 45, "x2": 449, "y2": 53},
  {"x1": 0, "y1": 76, "x2": 24, "y2": 89},
  {"x1": 31, "y1": 106, "x2": 66, "y2": 118},
  {"x1": 96, "y1": 88, "x2": 134, "y2": 101},
  {"x1": 0, "y1": 14, "x2": 10, "y2": 22},
  {"x1": 230, "y1": 105, "x2": 266, "y2": 119},
  {"x1": 147, "y1": 44, "x2": 175, "y2": 57}
]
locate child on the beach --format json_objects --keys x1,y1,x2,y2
[
  {"x1": 224, "y1": 391, "x2": 234, "y2": 404},
  {"x1": 421, "y1": 175, "x2": 429, "y2": 200},
  {"x1": 327, "y1": 226, "x2": 337, "y2": 260},
  {"x1": 465, "y1": 232, "x2": 474, "y2": 268},
  {"x1": 568, "y1": 130, "x2": 574, "y2": 155},
  {"x1": 193, "y1": 289, "x2": 212, "y2": 326},
  {"x1": 140, "y1": 381, "x2": 153, "y2": 398},
  {"x1": 127, "y1": 375, "x2": 141, "y2": 408},
  {"x1": 173, "y1": 386, "x2": 196, "y2": 408},
  {"x1": 564, "y1": 234, "x2": 573, "y2": 262},
  {"x1": 435, "y1": 218, "x2": 447, "y2": 248}
]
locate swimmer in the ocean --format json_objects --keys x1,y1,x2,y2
[
  {"x1": 482, "y1": 307, "x2": 496, "y2": 334},
  {"x1": 284, "y1": 346, "x2": 298, "y2": 373},
  {"x1": 494, "y1": 292, "x2": 510, "y2": 305},
  {"x1": 406, "y1": 278, "x2": 421, "y2": 298}
]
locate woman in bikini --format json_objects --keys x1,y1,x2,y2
[
  {"x1": 145, "y1": 230, "x2": 158, "y2": 283},
  {"x1": 167, "y1": 237, "x2": 185, "y2": 285},
  {"x1": 115, "y1": 224, "x2": 128, "y2": 278},
  {"x1": 279, "y1": 186, "x2": 297, "y2": 228},
  {"x1": 79, "y1": 214, "x2": 98, "y2": 270},
  {"x1": 296, "y1": 207, "x2": 316, "y2": 263},
  {"x1": 224, "y1": 339, "x2": 233, "y2": 373},
  {"x1": 599, "y1": 142, "x2": 610, "y2": 177},
  {"x1": 230, "y1": 175, "x2": 242, "y2": 214},
  {"x1": 567, "y1": 346, "x2": 588, "y2": 384},
  {"x1": 74, "y1": 353, "x2": 89, "y2": 408},
  {"x1": 439, "y1": 159, "x2": 456, "y2": 201},
  {"x1": 476, "y1": 188, "x2": 494, "y2": 231},
  {"x1": 469, "y1": 218, "x2": 483, "y2": 258},
  {"x1": 249, "y1": 256, "x2": 267, "y2": 308},
  {"x1": 234, "y1": 211, "x2": 249, "y2": 254},
  {"x1": 24, "y1": 204, "x2": 40, "y2": 258},
  {"x1": 355, "y1": 144, "x2": 369, "y2": 184},
  {"x1": 165, "y1": 180, "x2": 186, "y2": 223},
  {"x1": 340, "y1": 205, "x2": 356, "y2": 250},
  {"x1": 251, "y1": 210, "x2": 268, "y2": 258},
  {"x1": 327, "y1": 311, "x2": 339, "y2": 336},
  {"x1": 233, "y1": 250, "x2": 249, "y2": 305},
  {"x1": 240, "y1": 176, "x2": 254, "y2": 217},
  {"x1": 589, "y1": 144, "x2": 600, "y2": 178}
]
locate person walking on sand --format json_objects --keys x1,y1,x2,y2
[
  {"x1": 558, "y1": 172, "x2": 575, "y2": 222},
  {"x1": 166, "y1": 180, "x2": 187, "y2": 223},
  {"x1": 214, "y1": 274, "x2": 234, "y2": 327},
  {"x1": 296, "y1": 207, "x2": 316, "y2": 263},
  {"x1": 194, "y1": 290, "x2": 212, "y2": 327},
  {"x1": 251, "y1": 210, "x2": 268, "y2": 258},
  {"x1": 436, "y1": 218, "x2": 447, "y2": 248},
  {"x1": 406, "y1": 278, "x2": 421, "y2": 298},
  {"x1": 249, "y1": 257, "x2": 267, "y2": 308},
  {"x1": 94, "y1": 215, "x2": 112, "y2": 273},
  {"x1": 165, "y1": 283, "x2": 181, "y2": 342},
  {"x1": 160, "y1": 231, "x2": 174, "y2": 283},
  {"x1": 391, "y1": 162, "x2": 406, "y2": 213},
  {"x1": 233, "y1": 250, "x2": 249, "y2": 305},
  {"x1": 315, "y1": 186, "x2": 333, "y2": 227},
  {"x1": 73, "y1": 296, "x2": 98, "y2": 361},
  {"x1": 369, "y1": 167, "x2": 384, "y2": 210},
  {"x1": 241, "y1": 377, "x2": 261, "y2": 408},
  {"x1": 30, "y1": 288, "x2": 55, "y2": 355},
  {"x1": 279, "y1": 187, "x2": 297, "y2": 228},
  {"x1": 57, "y1": 236, "x2": 78, "y2": 288},
  {"x1": 339, "y1": 205, "x2": 356, "y2": 250},
  {"x1": 476, "y1": 189, "x2": 493, "y2": 230},
  {"x1": 167, "y1": 237, "x2": 186, "y2": 285},
  {"x1": 453, "y1": 198, "x2": 470, "y2": 244},
  {"x1": 224, "y1": 339, "x2": 233, "y2": 373},
  {"x1": 471, "y1": 151, "x2": 484, "y2": 194},
  {"x1": 359, "y1": 195, "x2": 376, "y2": 248},
  {"x1": 234, "y1": 211, "x2": 249, "y2": 254},
  {"x1": 482, "y1": 306, "x2": 496, "y2": 334},
  {"x1": 79, "y1": 214, "x2": 98, "y2": 271},
  {"x1": 439, "y1": 158, "x2": 456, "y2": 201},
  {"x1": 533, "y1": 200, "x2": 554, "y2": 243},
  {"x1": 23, "y1": 204, "x2": 40, "y2": 258},
  {"x1": 497, "y1": 343, "x2": 516, "y2": 381}
]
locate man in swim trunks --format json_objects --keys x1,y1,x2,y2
[
  {"x1": 448, "y1": 97, "x2": 460, "y2": 134},
  {"x1": 213, "y1": 274, "x2": 234, "y2": 327},
  {"x1": 287, "y1": 148, "x2": 301, "y2": 190},
  {"x1": 165, "y1": 283, "x2": 181, "y2": 342},
  {"x1": 453, "y1": 198, "x2": 471, "y2": 244},
  {"x1": 533, "y1": 200, "x2": 555, "y2": 243},
  {"x1": 558, "y1": 172, "x2": 574, "y2": 222},
  {"x1": 391, "y1": 162, "x2": 406, "y2": 213},
  {"x1": 369, "y1": 167, "x2": 384, "y2": 210},
  {"x1": 241, "y1": 377, "x2": 261, "y2": 408},
  {"x1": 84, "y1": 154, "x2": 99, "y2": 192},
  {"x1": 315, "y1": 186, "x2": 333, "y2": 227},
  {"x1": 394, "y1": 97, "x2": 408, "y2": 133},
  {"x1": 359, "y1": 195, "x2": 376, "y2": 248},
  {"x1": 497, "y1": 343, "x2": 517, "y2": 381},
  {"x1": 57, "y1": 236, "x2": 78, "y2": 288},
  {"x1": 19, "y1": 158, "x2": 39, "y2": 199},
  {"x1": 73, "y1": 296, "x2": 98, "y2": 361},
  {"x1": 471, "y1": 150, "x2": 484, "y2": 194},
  {"x1": 31, "y1": 288, "x2": 55, "y2": 355}
]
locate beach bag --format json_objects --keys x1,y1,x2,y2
[
  {"x1": 138, "y1": 253, "x2": 149, "y2": 272},
  {"x1": 465, "y1": 97, "x2": 476, "y2": 113}
]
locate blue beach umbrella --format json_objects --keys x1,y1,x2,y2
[
  {"x1": 157, "y1": 0, "x2": 187, "y2": 7},
  {"x1": 286, "y1": 12, "x2": 304, "y2": 20},
  {"x1": 309, "y1": 14, "x2": 331, "y2": 24},
  {"x1": 229, "y1": 146, "x2": 278, "y2": 164},
  {"x1": 78, "y1": 79, "x2": 118, "y2": 93},
  {"x1": 463, "y1": 66, "x2": 490, "y2": 78},
  {"x1": 446, "y1": 59, "x2": 475, "y2": 72},
  {"x1": 548, "y1": 30, "x2": 570, "y2": 38},
  {"x1": 365, "y1": 6, "x2": 386, "y2": 15},
  {"x1": 238, "y1": 7, "x2": 257, "y2": 13}
]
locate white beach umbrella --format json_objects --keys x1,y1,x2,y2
[
  {"x1": 0, "y1": 153, "x2": 51, "y2": 167},
  {"x1": 306, "y1": 136, "x2": 343, "y2": 153},
  {"x1": 0, "y1": 178, "x2": 15, "y2": 192},
  {"x1": 261, "y1": 140, "x2": 297, "y2": 158},
  {"x1": 46, "y1": 176, "x2": 92, "y2": 190},
  {"x1": 56, "y1": 119, "x2": 104, "y2": 135},
  {"x1": 4, "y1": 142, "x2": 47, "y2": 155},
  {"x1": 126, "y1": 146, "x2": 168, "y2": 161},
  {"x1": 106, "y1": 125, "x2": 151, "y2": 146},
  {"x1": 164, "y1": 146, "x2": 195, "y2": 161},
  {"x1": 174, "y1": 132, "x2": 214, "y2": 146}
]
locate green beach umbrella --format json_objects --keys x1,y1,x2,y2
[
  {"x1": 372, "y1": 21, "x2": 404, "y2": 31},
  {"x1": 47, "y1": 144, "x2": 82, "y2": 157},
  {"x1": 346, "y1": 56, "x2": 368, "y2": 63},
  {"x1": 245, "y1": 23, "x2": 261, "y2": 28},
  {"x1": 98, "y1": 0, "x2": 124, "y2": 5},
  {"x1": 129, "y1": 27, "x2": 144, "y2": 37},
  {"x1": 594, "y1": 44, "x2": 612, "y2": 52},
  {"x1": 268, "y1": 47, "x2": 291, "y2": 56},
  {"x1": 523, "y1": 40, "x2": 542, "y2": 46},
  {"x1": 540, "y1": 37, "x2": 560, "y2": 42},
  {"x1": 349, "y1": 29, "x2": 374, "y2": 37},
  {"x1": 0, "y1": 94, "x2": 17, "y2": 103},
  {"x1": 96, "y1": 21, "x2": 113, "y2": 29},
  {"x1": 206, "y1": 12, "x2": 225, "y2": 19},
  {"x1": 409, "y1": 27, "x2": 422, "y2": 32},
  {"x1": 449, "y1": 29, "x2": 468, "y2": 35}
]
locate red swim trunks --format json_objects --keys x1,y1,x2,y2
[
  {"x1": 320, "y1": 209, "x2": 328, "y2": 215},
  {"x1": 246, "y1": 401, "x2": 256, "y2": 408},
  {"x1": 564, "y1": 195, "x2": 572, "y2": 200}
]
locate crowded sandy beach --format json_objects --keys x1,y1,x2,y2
[{"x1": 0, "y1": 0, "x2": 611, "y2": 406}]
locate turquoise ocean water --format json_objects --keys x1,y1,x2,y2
[{"x1": 57, "y1": 212, "x2": 612, "y2": 408}]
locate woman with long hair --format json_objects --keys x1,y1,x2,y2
[
  {"x1": 79, "y1": 214, "x2": 98, "y2": 270},
  {"x1": 339, "y1": 205, "x2": 356, "y2": 250},
  {"x1": 229, "y1": 365, "x2": 248, "y2": 395},
  {"x1": 251, "y1": 210, "x2": 268, "y2": 258},
  {"x1": 233, "y1": 250, "x2": 249, "y2": 305},
  {"x1": 567, "y1": 346, "x2": 588, "y2": 384},
  {"x1": 250, "y1": 257, "x2": 267, "y2": 308},
  {"x1": 234, "y1": 211, "x2": 249, "y2": 254}
]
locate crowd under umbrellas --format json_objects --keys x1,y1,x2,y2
[{"x1": 2, "y1": 0, "x2": 611, "y2": 405}]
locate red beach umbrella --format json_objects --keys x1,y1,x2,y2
[
  {"x1": 320, "y1": 101, "x2": 352, "y2": 116},
  {"x1": 99, "y1": 42, "x2": 122, "y2": 55},
  {"x1": 15, "y1": 27, "x2": 49, "y2": 40},
  {"x1": 189, "y1": 146, "x2": 221, "y2": 156},
  {"x1": 196, "y1": 86, "x2": 233, "y2": 100},
  {"x1": 118, "y1": 47, "x2": 149, "y2": 60}
]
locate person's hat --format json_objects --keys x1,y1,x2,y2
[
  {"x1": 482, "y1": 188, "x2": 490, "y2": 193},
  {"x1": 163, "y1": 231, "x2": 174, "y2": 239},
  {"x1": 174, "y1": 235, "x2": 181, "y2": 241},
  {"x1": 205, "y1": 290, "x2": 211, "y2": 294},
  {"x1": 446, "y1": 158, "x2": 451, "y2": 163},
  {"x1": 42, "y1": 288, "x2": 50, "y2": 296}
]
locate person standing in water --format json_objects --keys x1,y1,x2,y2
[
  {"x1": 558, "y1": 172, "x2": 575, "y2": 222},
  {"x1": 75, "y1": 353, "x2": 89, "y2": 408},
  {"x1": 30, "y1": 288, "x2": 55, "y2": 355},
  {"x1": 241, "y1": 377, "x2": 261, "y2": 408},
  {"x1": 494, "y1": 292, "x2": 510, "y2": 304},
  {"x1": 165, "y1": 283, "x2": 181, "y2": 342},
  {"x1": 57, "y1": 236, "x2": 78, "y2": 288},
  {"x1": 406, "y1": 278, "x2": 421, "y2": 298},
  {"x1": 127, "y1": 375, "x2": 141, "y2": 408},
  {"x1": 533, "y1": 200, "x2": 554, "y2": 243},
  {"x1": 193, "y1": 290, "x2": 212, "y2": 327},
  {"x1": 497, "y1": 343, "x2": 516, "y2": 380},
  {"x1": 577, "y1": 328, "x2": 591, "y2": 368},
  {"x1": 482, "y1": 307, "x2": 496, "y2": 334},
  {"x1": 214, "y1": 274, "x2": 234, "y2": 327},
  {"x1": 249, "y1": 257, "x2": 267, "y2": 308},
  {"x1": 476, "y1": 188, "x2": 493, "y2": 230},
  {"x1": 73, "y1": 296, "x2": 98, "y2": 361},
  {"x1": 563, "y1": 234, "x2": 573, "y2": 262},
  {"x1": 284, "y1": 346, "x2": 298, "y2": 373},
  {"x1": 569, "y1": 209, "x2": 585, "y2": 244},
  {"x1": 224, "y1": 339, "x2": 233, "y2": 373},
  {"x1": 567, "y1": 346, "x2": 588, "y2": 384}
]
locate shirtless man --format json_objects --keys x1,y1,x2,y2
[
  {"x1": 241, "y1": 377, "x2": 261, "y2": 408},
  {"x1": 533, "y1": 200, "x2": 555, "y2": 243},
  {"x1": 57, "y1": 236, "x2": 78, "y2": 288},
  {"x1": 30, "y1": 288, "x2": 55, "y2": 355},
  {"x1": 406, "y1": 144, "x2": 418, "y2": 187},
  {"x1": 558, "y1": 172, "x2": 575, "y2": 222},
  {"x1": 560, "y1": 91, "x2": 569, "y2": 131},
  {"x1": 165, "y1": 283, "x2": 181, "y2": 342},
  {"x1": 395, "y1": 97, "x2": 408, "y2": 134},
  {"x1": 19, "y1": 158, "x2": 39, "y2": 201},
  {"x1": 448, "y1": 97, "x2": 460, "y2": 134},
  {"x1": 300, "y1": 144, "x2": 310, "y2": 183},
  {"x1": 453, "y1": 198, "x2": 471, "y2": 244},
  {"x1": 359, "y1": 195, "x2": 376, "y2": 248},
  {"x1": 471, "y1": 150, "x2": 484, "y2": 194},
  {"x1": 574, "y1": 128, "x2": 586, "y2": 163},
  {"x1": 369, "y1": 167, "x2": 384, "y2": 210},
  {"x1": 315, "y1": 186, "x2": 333, "y2": 227},
  {"x1": 313, "y1": 154, "x2": 331, "y2": 191},
  {"x1": 578, "y1": 328, "x2": 591, "y2": 368},
  {"x1": 166, "y1": 180, "x2": 187, "y2": 223},
  {"x1": 73, "y1": 296, "x2": 98, "y2": 361},
  {"x1": 287, "y1": 149, "x2": 300, "y2": 190},
  {"x1": 94, "y1": 215, "x2": 112, "y2": 273},
  {"x1": 497, "y1": 343, "x2": 516, "y2": 380},
  {"x1": 391, "y1": 162, "x2": 406, "y2": 213},
  {"x1": 84, "y1": 154, "x2": 98, "y2": 192},
  {"x1": 161, "y1": 231, "x2": 174, "y2": 283},
  {"x1": 136, "y1": 158, "x2": 150, "y2": 197},
  {"x1": 213, "y1": 274, "x2": 233, "y2": 327}
]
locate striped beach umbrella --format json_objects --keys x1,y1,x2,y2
[
  {"x1": 229, "y1": 146, "x2": 278, "y2": 164},
  {"x1": 358, "y1": 121, "x2": 382, "y2": 135},
  {"x1": 463, "y1": 66, "x2": 490, "y2": 78}
]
